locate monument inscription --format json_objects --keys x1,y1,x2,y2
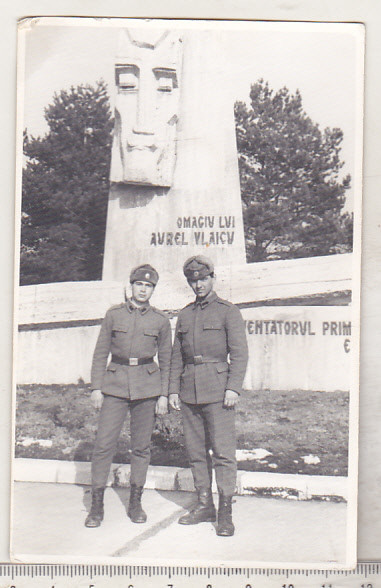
[
  {"x1": 150, "y1": 214, "x2": 237, "y2": 246},
  {"x1": 245, "y1": 319, "x2": 352, "y2": 336}
]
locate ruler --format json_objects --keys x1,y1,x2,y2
[{"x1": 0, "y1": 563, "x2": 379, "y2": 588}]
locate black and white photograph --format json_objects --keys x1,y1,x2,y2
[{"x1": 11, "y1": 17, "x2": 363, "y2": 567}]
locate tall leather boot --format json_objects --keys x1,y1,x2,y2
[
  {"x1": 85, "y1": 488, "x2": 105, "y2": 528},
  {"x1": 216, "y1": 494, "x2": 234, "y2": 536},
  {"x1": 127, "y1": 484, "x2": 147, "y2": 523},
  {"x1": 178, "y1": 489, "x2": 216, "y2": 525}
]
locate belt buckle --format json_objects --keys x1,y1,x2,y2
[
  {"x1": 129, "y1": 357, "x2": 139, "y2": 366},
  {"x1": 194, "y1": 355, "x2": 203, "y2": 365}
]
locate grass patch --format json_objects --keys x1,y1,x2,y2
[{"x1": 15, "y1": 385, "x2": 349, "y2": 476}]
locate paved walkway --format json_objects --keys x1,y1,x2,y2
[{"x1": 12, "y1": 482, "x2": 348, "y2": 566}]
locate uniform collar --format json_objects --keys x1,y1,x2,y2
[
  {"x1": 126, "y1": 298, "x2": 150, "y2": 314},
  {"x1": 194, "y1": 290, "x2": 217, "y2": 309}
]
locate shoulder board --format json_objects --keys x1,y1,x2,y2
[
  {"x1": 216, "y1": 297, "x2": 233, "y2": 307},
  {"x1": 175, "y1": 302, "x2": 193, "y2": 317},
  {"x1": 178, "y1": 301, "x2": 195, "y2": 313},
  {"x1": 108, "y1": 302, "x2": 126, "y2": 312},
  {"x1": 151, "y1": 306, "x2": 169, "y2": 318}
]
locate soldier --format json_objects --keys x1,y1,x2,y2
[
  {"x1": 169, "y1": 255, "x2": 248, "y2": 536},
  {"x1": 85, "y1": 264, "x2": 172, "y2": 528}
]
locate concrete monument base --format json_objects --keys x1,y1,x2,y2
[{"x1": 17, "y1": 254, "x2": 353, "y2": 389}]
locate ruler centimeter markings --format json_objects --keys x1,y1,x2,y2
[{"x1": 0, "y1": 563, "x2": 379, "y2": 587}]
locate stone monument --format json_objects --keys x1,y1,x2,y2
[
  {"x1": 110, "y1": 28, "x2": 181, "y2": 187},
  {"x1": 102, "y1": 27, "x2": 247, "y2": 282}
]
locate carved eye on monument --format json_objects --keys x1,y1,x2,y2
[
  {"x1": 115, "y1": 65, "x2": 139, "y2": 92},
  {"x1": 154, "y1": 68, "x2": 177, "y2": 93}
]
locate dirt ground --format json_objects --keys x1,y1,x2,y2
[{"x1": 15, "y1": 385, "x2": 349, "y2": 476}]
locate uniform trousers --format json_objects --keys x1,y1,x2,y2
[
  {"x1": 181, "y1": 400, "x2": 237, "y2": 496},
  {"x1": 92, "y1": 394, "x2": 157, "y2": 489}
]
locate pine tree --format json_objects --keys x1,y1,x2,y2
[
  {"x1": 235, "y1": 79, "x2": 353, "y2": 262},
  {"x1": 21, "y1": 81, "x2": 113, "y2": 285}
]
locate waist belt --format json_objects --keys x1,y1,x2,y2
[
  {"x1": 111, "y1": 355, "x2": 154, "y2": 366},
  {"x1": 184, "y1": 355, "x2": 227, "y2": 366}
]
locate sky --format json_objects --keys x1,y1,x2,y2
[{"x1": 20, "y1": 19, "x2": 364, "y2": 211}]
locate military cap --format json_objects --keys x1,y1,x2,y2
[
  {"x1": 183, "y1": 255, "x2": 214, "y2": 280},
  {"x1": 130, "y1": 264, "x2": 159, "y2": 286}
]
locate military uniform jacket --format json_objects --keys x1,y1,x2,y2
[
  {"x1": 91, "y1": 300, "x2": 172, "y2": 400},
  {"x1": 169, "y1": 291, "x2": 248, "y2": 404}
]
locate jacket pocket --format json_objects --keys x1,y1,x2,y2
[
  {"x1": 112, "y1": 325, "x2": 128, "y2": 337},
  {"x1": 146, "y1": 363, "x2": 159, "y2": 375},
  {"x1": 215, "y1": 362, "x2": 229, "y2": 388},
  {"x1": 178, "y1": 326, "x2": 190, "y2": 343},
  {"x1": 216, "y1": 362, "x2": 229, "y2": 373},
  {"x1": 102, "y1": 362, "x2": 127, "y2": 395},
  {"x1": 144, "y1": 329, "x2": 159, "y2": 338},
  {"x1": 203, "y1": 322, "x2": 223, "y2": 330}
]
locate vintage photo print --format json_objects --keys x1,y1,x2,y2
[{"x1": 12, "y1": 17, "x2": 364, "y2": 567}]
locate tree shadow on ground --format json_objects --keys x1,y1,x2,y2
[
  {"x1": 77, "y1": 481, "x2": 132, "y2": 520},
  {"x1": 107, "y1": 487, "x2": 194, "y2": 517},
  {"x1": 155, "y1": 489, "x2": 220, "y2": 533},
  {"x1": 155, "y1": 489, "x2": 195, "y2": 510}
]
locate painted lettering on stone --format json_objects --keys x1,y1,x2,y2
[
  {"x1": 322, "y1": 321, "x2": 351, "y2": 336},
  {"x1": 245, "y1": 320, "x2": 351, "y2": 337},
  {"x1": 151, "y1": 215, "x2": 236, "y2": 246}
]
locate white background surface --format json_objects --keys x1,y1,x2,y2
[{"x1": 2, "y1": 0, "x2": 380, "y2": 564}]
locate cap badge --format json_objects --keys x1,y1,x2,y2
[
  {"x1": 194, "y1": 271, "x2": 199, "y2": 277},
  {"x1": 145, "y1": 273, "x2": 150, "y2": 279}
]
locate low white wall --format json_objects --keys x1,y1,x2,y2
[
  {"x1": 241, "y1": 307, "x2": 351, "y2": 391},
  {"x1": 17, "y1": 307, "x2": 351, "y2": 391},
  {"x1": 17, "y1": 325, "x2": 100, "y2": 385},
  {"x1": 18, "y1": 280, "x2": 124, "y2": 324},
  {"x1": 18, "y1": 254, "x2": 352, "y2": 318},
  {"x1": 16, "y1": 255, "x2": 353, "y2": 390}
]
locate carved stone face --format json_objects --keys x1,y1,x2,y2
[{"x1": 110, "y1": 29, "x2": 182, "y2": 187}]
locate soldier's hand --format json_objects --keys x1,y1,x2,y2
[
  {"x1": 155, "y1": 395, "x2": 168, "y2": 415},
  {"x1": 91, "y1": 389, "x2": 104, "y2": 410},
  {"x1": 169, "y1": 393, "x2": 181, "y2": 411},
  {"x1": 223, "y1": 389, "x2": 239, "y2": 408}
]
